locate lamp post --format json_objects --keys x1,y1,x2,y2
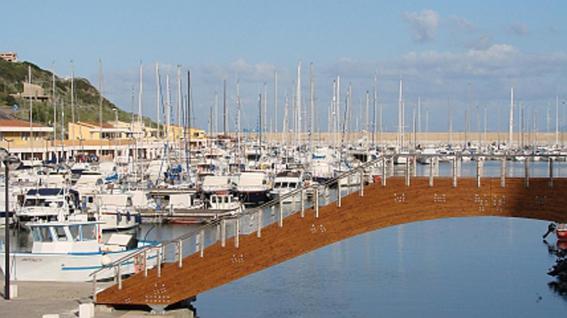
[{"x1": 1, "y1": 147, "x2": 21, "y2": 300}]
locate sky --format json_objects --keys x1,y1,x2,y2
[{"x1": 2, "y1": 0, "x2": 567, "y2": 132}]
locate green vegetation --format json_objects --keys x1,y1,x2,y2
[{"x1": 0, "y1": 59, "x2": 155, "y2": 131}]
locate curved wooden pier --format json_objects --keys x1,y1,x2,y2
[{"x1": 95, "y1": 177, "x2": 567, "y2": 306}]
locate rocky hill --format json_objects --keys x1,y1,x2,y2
[{"x1": 0, "y1": 59, "x2": 154, "y2": 130}]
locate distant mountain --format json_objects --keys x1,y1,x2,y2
[{"x1": 0, "y1": 59, "x2": 154, "y2": 130}]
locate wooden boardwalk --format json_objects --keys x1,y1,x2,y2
[{"x1": 95, "y1": 177, "x2": 567, "y2": 306}]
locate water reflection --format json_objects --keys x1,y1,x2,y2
[{"x1": 543, "y1": 237, "x2": 567, "y2": 299}]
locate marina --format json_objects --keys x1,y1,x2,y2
[{"x1": 2, "y1": 1, "x2": 567, "y2": 317}]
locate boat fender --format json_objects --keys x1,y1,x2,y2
[{"x1": 101, "y1": 254, "x2": 112, "y2": 266}]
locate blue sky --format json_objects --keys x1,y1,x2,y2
[{"x1": 2, "y1": 1, "x2": 567, "y2": 132}]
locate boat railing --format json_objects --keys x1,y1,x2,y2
[{"x1": 91, "y1": 152, "x2": 566, "y2": 301}]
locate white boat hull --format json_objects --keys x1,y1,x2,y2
[{"x1": 0, "y1": 246, "x2": 157, "y2": 282}]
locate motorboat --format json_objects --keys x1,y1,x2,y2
[
  {"x1": 235, "y1": 171, "x2": 272, "y2": 205},
  {"x1": 270, "y1": 170, "x2": 303, "y2": 203},
  {"x1": 93, "y1": 193, "x2": 140, "y2": 231},
  {"x1": 15, "y1": 187, "x2": 79, "y2": 223},
  {"x1": 201, "y1": 175, "x2": 232, "y2": 195},
  {"x1": 209, "y1": 193, "x2": 243, "y2": 212},
  {"x1": 0, "y1": 220, "x2": 157, "y2": 282}
]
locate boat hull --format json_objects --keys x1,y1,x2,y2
[{"x1": 0, "y1": 246, "x2": 157, "y2": 282}]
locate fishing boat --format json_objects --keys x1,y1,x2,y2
[{"x1": 0, "y1": 220, "x2": 157, "y2": 282}]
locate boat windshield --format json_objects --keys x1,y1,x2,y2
[
  {"x1": 31, "y1": 226, "x2": 54, "y2": 242},
  {"x1": 81, "y1": 224, "x2": 97, "y2": 240},
  {"x1": 54, "y1": 226, "x2": 67, "y2": 241}
]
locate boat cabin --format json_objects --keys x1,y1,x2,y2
[{"x1": 29, "y1": 221, "x2": 101, "y2": 253}]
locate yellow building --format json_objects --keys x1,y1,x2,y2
[
  {"x1": 165, "y1": 125, "x2": 206, "y2": 141},
  {"x1": 68, "y1": 121, "x2": 131, "y2": 141},
  {"x1": 0, "y1": 119, "x2": 53, "y2": 150}
]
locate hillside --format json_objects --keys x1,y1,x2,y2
[{"x1": 0, "y1": 59, "x2": 154, "y2": 131}]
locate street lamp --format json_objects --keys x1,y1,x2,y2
[{"x1": 1, "y1": 147, "x2": 21, "y2": 300}]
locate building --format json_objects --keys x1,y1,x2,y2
[
  {"x1": 0, "y1": 119, "x2": 53, "y2": 159},
  {"x1": 11, "y1": 82, "x2": 49, "y2": 101},
  {"x1": 0, "y1": 52, "x2": 17, "y2": 62},
  {"x1": 166, "y1": 125, "x2": 206, "y2": 141},
  {"x1": 68, "y1": 121, "x2": 130, "y2": 141}
]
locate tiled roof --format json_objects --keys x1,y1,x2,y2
[{"x1": 0, "y1": 119, "x2": 47, "y2": 128}]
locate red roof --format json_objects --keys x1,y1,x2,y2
[{"x1": 0, "y1": 119, "x2": 47, "y2": 128}]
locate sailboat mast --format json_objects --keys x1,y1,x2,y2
[
  {"x1": 556, "y1": 96, "x2": 560, "y2": 146},
  {"x1": 336, "y1": 76, "x2": 340, "y2": 149},
  {"x1": 274, "y1": 71, "x2": 278, "y2": 140},
  {"x1": 309, "y1": 63, "x2": 315, "y2": 151},
  {"x1": 52, "y1": 65, "x2": 57, "y2": 143},
  {"x1": 166, "y1": 75, "x2": 172, "y2": 146},
  {"x1": 223, "y1": 79, "x2": 227, "y2": 136},
  {"x1": 138, "y1": 63, "x2": 143, "y2": 126},
  {"x1": 365, "y1": 90, "x2": 369, "y2": 146},
  {"x1": 509, "y1": 87, "x2": 514, "y2": 148},
  {"x1": 236, "y1": 79, "x2": 241, "y2": 159},
  {"x1": 98, "y1": 60, "x2": 103, "y2": 158},
  {"x1": 258, "y1": 93, "x2": 263, "y2": 153},
  {"x1": 155, "y1": 63, "x2": 161, "y2": 139},
  {"x1": 398, "y1": 79, "x2": 404, "y2": 150},
  {"x1": 295, "y1": 62, "x2": 302, "y2": 146},
  {"x1": 263, "y1": 82, "x2": 268, "y2": 141},
  {"x1": 28, "y1": 65, "x2": 34, "y2": 161},
  {"x1": 70, "y1": 61, "x2": 75, "y2": 147},
  {"x1": 372, "y1": 74, "x2": 377, "y2": 146},
  {"x1": 190, "y1": 70, "x2": 192, "y2": 176}
]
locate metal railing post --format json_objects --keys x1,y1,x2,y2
[
  {"x1": 405, "y1": 157, "x2": 410, "y2": 186},
  {"x1": 476, "y1": 158, "x2": 481, "y2": 188},
  {"x1": 429, "y1": 158, "x2": 434, "y2": 187},
  {"x1": 256, "y1": 210, "x2": 262, "y2": 238},
  {"x1": 549, "y1": 157, "x2": 554, "y2": 188},
  {"x1": 452, "y1": 157, "x2": 458, "y2": 188},
  {"x1": 221, "y1": 219, "x2": 226, "y2": 247},
  {"x1": 337, "y1": 179, "x2": 342, "y2": 207},
  {"x1": 524, "y1": 157, "x2": 530, "y2": 188},
  {"x1": 500, "y1": 157, "x2": 506, "y2": 188},
  {"x1": 178, "y1": 240, "x2": 183, "y2": 268},
  {"x1": 381, "y1": 156, "x2": 387, "y2": 186},
  {"x1": 92, "y1": 274, "x2": 97, "y2": 302},
  {"x1": 143, "y1": 250, "x2": 148, "y2": 277},
  {"x1": 315, "y1": 187, "x2": 320, "y2": 218},
  {"x1": 157, "y1": 247, "x2": 162, "y2": 278},
  {"x1": 359, "y1": 169, "x2": 364, "y2": 196},
  {"x1": 278, "y1": 201, "x2": 283, "y2": 227},
  {"x1": 117, "y1": 263, "x2": 122, "y2": 290},
  {"x1": 235, "y1": 218, "x2": 240, "y2": 248},
  {"x1": 412, "y1": 155, "x2": 417, "y2": 177},
  {"x1": 300, "y1": 190, "x2": 305, "y2": 217},
  {"x1": 199, "y1": 229, "x2": 205, "y2": 257}
]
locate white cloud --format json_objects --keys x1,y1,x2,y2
[{"x1": 403, "y1": 9, "x2": 440, "y2": 43}]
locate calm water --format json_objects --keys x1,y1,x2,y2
[
  {"x1": 190, "y1": 218, "x2": 567, "y2": 318},
  {"x1": 3, "y1": 160, "x2": 567, "y2": 317}
]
